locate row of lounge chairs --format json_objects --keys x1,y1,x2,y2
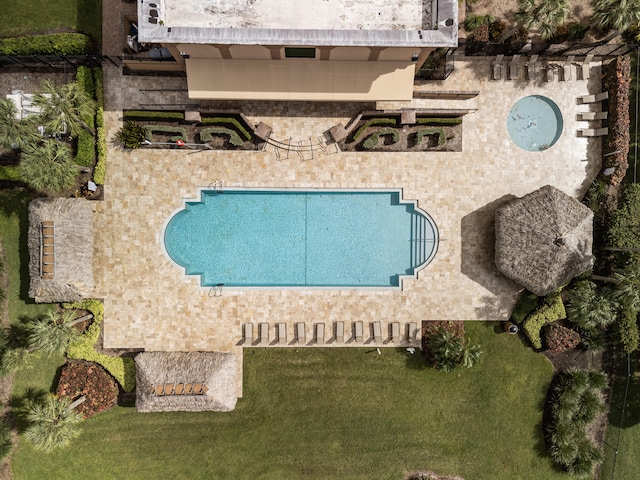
[
  {"x1": 41, "y1": 221, "x2": 55, "y2": 280},
  {"x1": 243, "y1": 321, "x2": 419, "y2": 346},
  {"x1": 152, "y1": 382, "x2": 207, "y2": 396},
  {"x1": 577, "y1": 91, "x2": 609, "y2": 137},
  {"x1": 492, "y1": 54, "x2": 594, "y2": 82}
]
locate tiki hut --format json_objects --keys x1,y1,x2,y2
[
  {"x1": 494, "y1": 185, "x2": 593, "y2": 297},
  {"x1": 135, "y1": 351, "x2": 239, "y2": 412},
  {"x1": 28, "y1": 198, "x2": 95, "y2": 303}
]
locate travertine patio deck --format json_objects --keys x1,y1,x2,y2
[{"x1": 95, "y1": 57, "x2": 602, "y2": 356}]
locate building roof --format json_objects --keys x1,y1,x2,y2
[
  {"x1": 28, "y1": 198, "x2": 96, "y2": 304},
  {"x1": 135, "y1": 351, "x2": 239, "y2": 412},
  {"x1": 137, "y1": 0, "x2": 457, "y2": 48},
  {"x1": 494, "y1": 185, "x2": 594, "y2": 297}
]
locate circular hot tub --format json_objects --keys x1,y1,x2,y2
[{"x1": 506, "y1": 95, "x2": 563, "y2": 152}]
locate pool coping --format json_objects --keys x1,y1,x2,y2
[{"x1": 158, "y1": 186, "x2": 439, "y2": 291}]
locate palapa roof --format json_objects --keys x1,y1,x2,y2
[
  {"x1": 28, "y1": 198, "x2": 95, "y2": 303},
  {"x1": 495, "y1": 185, "x2": 593, "y2": 297},
  {"x1": 135, "y1": 351, "x2": 239, "y2": 412}
]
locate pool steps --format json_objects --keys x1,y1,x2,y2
[{"x1": 242, "y1": 321, "x2": 420, "y2": 347}]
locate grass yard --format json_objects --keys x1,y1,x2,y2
[
  {"x1": 12, "y1": 323, "x2": 565, "y2": 480},
  {"x1": 0, "y1": 0, "x2": 101, "y2": 44}
]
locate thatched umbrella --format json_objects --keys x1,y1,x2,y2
[
  {"x1": 495, "y1": 185, "x2": 593, "y2": 296},
  {"x1": 135, "y1": 351, "x2": 239, "y2": 413},
  {"x1": 28, "y1": 198, "x2": 96, "y2": 303}
]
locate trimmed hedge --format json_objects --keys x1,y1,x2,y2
[
  {"x1": 607, "y1": 183, "x2": 640, "y2": 264},
  {"x1": 416, "y1": 117, "x2": 462, "y2": 126},
  {"x1": 415, "y1": 127, "x2": 446, "y2": 146},
  {"x1": 353, "y1": 118, "x2": 396, "y2": 141},
  {"x1": 94, "y1": 127, "x2": 106, "y2": 185},
  {"x1": 603, "y1": 55, "x2": 631, "y2": 186},
  {"x1": 124, "y1": 110, "x2": 185, "y2": 120},
  {"x1": 616, "y1": 308, "x2": 640, "y2": 354},
  {"x1": 523, "y1": 292, "x2": 566, "y2": 349},
  {"x1": 200, "y1": 117, "x2": 252, "y2": 140},
  {"x1": 75, "y1": 67, "x2": 96, "y2": 167},
  {"x1": 144, "y1": 125, "x2": 187, "y2": 142},
  {"x1": 0, "y1": 33, "x2": 92, "y2": 55},
  {"x1": 76, "y1": 66, "x2": 95, "y2": 101},
  {"x1": 63, "y1": 300, "x2": 136, "y2": 392},
  {"x1": 362, "y1": 127, "x2": 399, "y2": 150},
  {"x1": 511, "y1": 290, "x2": 540, "y2": 324},
  {"x1": 93, "y1": 68, "x2": 104, "y2": 106},
  {"x1": 200, "y1": 127, "x2": 244, "y2": 147}
]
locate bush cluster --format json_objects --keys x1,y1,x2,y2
[
  {"x1": 352, "y1": 118, "x2": 396, "y2": 141},
  {"x1": 362, "y1": 127, "x2": 399, "y2": 150},
  {"x1": 523, "y1": 292, "x2": 566, "y2": 349},
  {"x1": 603, "y1": 55, "x2": 631, "y2": 186},
  {"x1": 607, "y1": 183, "x2": 640, "y2": 264},
  {"x1": 116, "y1": 120, "x2": 146, "y2": 149},
  {"x1": 543, "y1": 323, "x2": 581, "y2": 353},
  {"x1": 427, "y1": 327, "x2": 482, "y2": 371},
  {"x1": 0, "y1": 33, "x2": 92, "y2": 55},
  {"x1": 546, "y1": 369, "x2": 607, "y2": 478},
  {"x1": 616, "y1": 308, "x2": 639, "y2": 354},
  {"x1": 200, "y1": 127, "x2": 244, "y2": 147},
  {"x1": 56, "y1": 360, "x2": 118, "y2": 418},
  {"x1": 469, "y1": 23, "x2": 490, "y2": 43}
]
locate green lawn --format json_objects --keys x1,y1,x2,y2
[
  {"x1": 0, "y1": 0, "x2": 101, "y2": 44},
  {"x1": 11, "y1": 323, "x2": 565, "y2": 480}
]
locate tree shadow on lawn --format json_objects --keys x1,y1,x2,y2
[
  {"x1": 9, "y1": 387, "x2": 48, "y2": 433},
  {"x1": 607, "y1": 353, "x2": 640, "y2": 429}
]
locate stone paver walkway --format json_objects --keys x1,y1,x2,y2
[{"x1": 95, "y1": 57, "x2": 601, "y2": 357}]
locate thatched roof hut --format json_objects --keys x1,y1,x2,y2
[
  {"x1": 28, "y1": 198, "x2": 95, "y2": 303},
  {"x1": 135, "y1": 352, "x2": 238, "y2": 412},
  {"x1": 495, "y1": 185, "x2": 593, "y2": 297}
]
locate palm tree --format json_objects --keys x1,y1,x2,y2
[
  {"x1": 28, "y1": 310, "x2": 82, "y2": 356},
  {"x1": 592, "y1": 263, "x2": 640, "y2": 311},
  {"x1": 515, "y1": 0, "x2": 570, "y2": 40},
  {"x1": 33, "y1": 81, "x2": 95, "y2": 137},
  {"x1": 19, "y1": 139, "x2": 78, "y2": 193},
  {"x1": 0, "y1": 98, "x2": 39, "y2": 151},
  {"x1": 24, "y1": 395, "x2": 83, "y2": 452},
  {"x1": 566, "y1": 280, "x2": 617, "y2": 330},
  {"x1": 591, "y1": 0, "x2": 640, "y2": 33},
  {"x1": 0, "y1": 347, "x2": 32, "y2": 374}
]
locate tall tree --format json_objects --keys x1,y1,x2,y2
[
  {"x1": 0, "y1": 98, "x2": 39, "y2": 151},
  {"x1": 28, "y1": 310, "x2": 81, "y2": 356},
  {"x1": 591, "y1": 0, "x2": 640, "y2": 33},
  {"x1": 24, "y1": 395, "x2": 83, "y2": 452},
  {"x1": 19, "y1": 139, "x2": 77, "y2": 193},
  {"x1": 516, "y1": 0, "x2": 570, "y2": 40},
  {"x1": 33, "y1": 81, "x2": 95, "y2": 137}
]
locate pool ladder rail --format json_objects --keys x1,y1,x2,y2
[
  {"x1": 209, "y1": 283, "x2": 224, "y2": 297},
  {"x1": 208, "y1": 180, "x2": 224, "y2": 193}
]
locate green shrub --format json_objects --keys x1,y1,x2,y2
[
  {"x1": 116, "y1": 121, "x2": 146, "y2": 149},
  {"x1": 63, "y1": 299, "x2": 104, "y2": 323},
  {"x1": 200, "y1": 127, "x2": 245, "y2": 147},
  {"x1": 144, "y1": 125, "x2": 187, "y2": 142},
  {"x1": 415, "y1": 127, "x2": 445, "y2": 146},
  {"x1": 95, "y1": 107, "x2": 104, "y2": 128},
  {"x1": 0, "y1": 166, "x2": 21, "y2": 182},
  {"x1": 200, "y1": 117, "x2": 252, "y2": 140},
  {"x1": 94, "y1": 126, "x2": 106, "y2": 185},
  {"x1": 489, "y1": 20, "x2": 506, "y2": 41},
  {"x1": 75, "y1": 66, "x2": 95, "y2": 101},
  {"x1": 616, "y1": 308, "x2": 639, "y2": 353},
  {"x1": 523, "y1": 293, "x2": 566, "y2": 349},
  {"x1": 124, "y1": 110, "x2": 184, "y2": 120},
  {"x1": 607, "y1": 183, "x2": 640, "y2": 264},
  {"x1": 352, "y1": 118, "x2": 396, "y2": 141},
  {"x1": 93, "y1": 68, "x2": 104, "y2": 105},
  {"x1": 464, "y1": 14, "x2": 494, "y2": 32},
  {"x1": 427, "y1": 328, "x2": 482, "y2": 372},
  {"x1": 362, "y1": 127, "x2": 399, "y2": 150},
  {"x1": 416, "y1": 117, "x2": 462, "y2": 126},
  {"x1": 75, "y1": 129, "x2": 95, "y2": 167},
  {"x1": 511, "y1": 290, "x2": 540, "y2": 324},
  {"x1": 0, "y1": 33, "x2": 92, "y2": 55}
]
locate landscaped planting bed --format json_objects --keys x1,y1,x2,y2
[{"x1": 340, "y1": 116, "x2": 462, "y2": 152}]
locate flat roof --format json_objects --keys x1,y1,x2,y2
[{"x1": 137, "y1": 0, "x2": 458, "y2": 48}]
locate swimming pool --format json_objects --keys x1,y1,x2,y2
[
  {"x1": 506, "y1": 95, "x2": 563, "y2": 152},
  {"x1": 163, "y1": 189, "x2": 438, "y2": 288}
]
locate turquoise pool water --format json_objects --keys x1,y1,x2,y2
[
  {"x1": 163, "y1": 189, "x2": 438, "y2": 287},
  {"x1": 506, "y1": 95, "x2": 563, "y2": 152}
]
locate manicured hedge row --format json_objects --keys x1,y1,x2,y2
[
  {"x1": 124, "y1": 110, "x2": 185, "y2": 120},
  {"x1": 603, "y1": 55, "x2": 631, "y2": 186},
  {"x1": 75, "y1": 67, "x2": 96, "y2": 167},
  {"x1": 416, "y1": 117, "x2": 462, "y2": 125},
  {"x1": 94, "y1": 126, "x2": 106, "y2": 185},
  {"x1": 416, "y1": 127, "x2": 445, "y2": 146},
  {"x1": 607, "y1": 183, "x2": 640, "y2": 264},
  {"x1": 200, "y1": 126, "x2": 244, "y2": 147},
  {"x1": 616, "y1": 308, "x2": 639, "y2": 354},
  {"x1": 363, "y1": 127, "x2": 400, "y2": 150},
  {"x1": 0, "y1": 33, "x2": 92, "y2": 55},
  {"x1": 144, "y1": 125, "x2": 187, "y2": 142},
  {"x1": 200, "y1": 117, "x2": 252, "y2": 140},
  {"x1": 63, "y1": 300, "x2": 136, "y2": 392},
  {"x1": 523, "y1": 292, "x2": 566, "y2": 349},
  {"x1": 353, "y1": 118, "x2": 397, "y2": 141}
]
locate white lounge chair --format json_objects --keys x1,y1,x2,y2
[
  {"x1": 391, "y1": 322, "x2": 401, "y2": 343},
  {"x1": 259, "y1": 323, "x2": 269, "y2": 345},
  {"x1": 577, "y1": 111, "x2": 608, "y2": 121},
  {"x1": 578, "y1": 127, "x2": 608, "y2": 137},
  {"x1": 545, "y1": 63, "x2": 555, "y2": 82},
  {"x1": 492, "y1": 54, "x2": 504, "y2": 80},
  {"x1": 562, "y1": 55, "x2": 575, "y2": 81},
  {"x1": 354, "y1": 322, "x2": 363, "y2": 343},
  {"x1": 581, "y1": 54, "x2": 594, "y2": 81},
  {"x1": 508, "y1": 55, "x2": 520, "y2": 81},
  {"x1": 577, "y1": 92, "x2": 608, "y2": 104},
  {"x1": 296, "y1": 322, "x2": 305, "y2": 344},
  {"x1": 526, "y1": 54, "x2": 538, "y2": 81},
  {"x1": 243, "y1": 323, "x2": 254, "y2": 345},
  {"x1": 277, "y1": 323, "x2": 286, "y2": 345},
  {"x1": 373, "y1": 322, "x2": 382, "y2": 343},
  {"x1": 408, "y1": 322, "x2": 418, "y2": 344},
  {"x1": 335, "y1": 321, "x2": 344, "y2": 344}
]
